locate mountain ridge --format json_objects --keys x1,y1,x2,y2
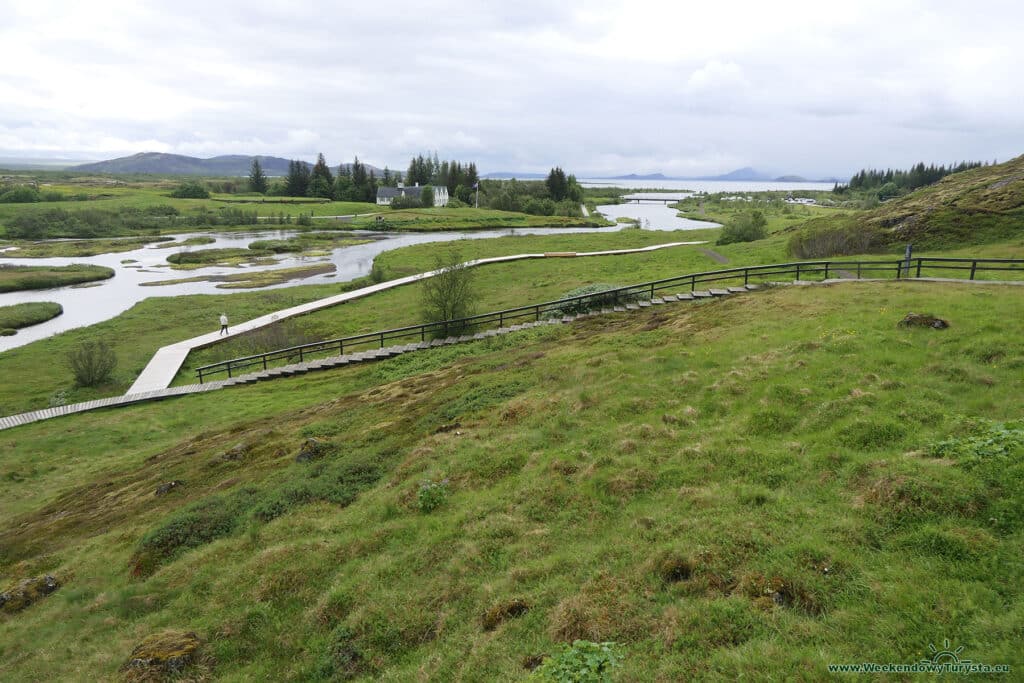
[{"x1": 71, "y1": 153, "x2": 386, "y2": 176}]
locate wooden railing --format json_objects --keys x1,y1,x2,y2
[{"x1": 196, "y1": 257, "x2": 1023, "y2": 382}]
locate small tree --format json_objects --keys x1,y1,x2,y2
[
  {"x1": 67, "y1": 340, "x2": 117, "y2": 387},
  {"x1": 420, "y1": 185, "x2": 435, "y2": 208},
  {"x1": 248, "y1": 158, "x2": 268, "y2": 194},
  {"x1": 421, "y1": 249, "x2": 475, "y2": 336}
]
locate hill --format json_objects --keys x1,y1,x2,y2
[
  {"x1": 1, "y1": 280, "x2": 1021, "y2": 680},
  {"x1": 71, "y1": 153, "x2": 386, "y2": 177},
  {"x1": 863, "y1": 153, "x2": 1024, "y2": 245},
  {"x1": 789, "y1": 154, "x2": 1024, "y2": 256}
]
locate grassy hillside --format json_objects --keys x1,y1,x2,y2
[
  {"x1": 1, "y1": 281, "x2": 1022, "y2": 680},
  {"x1": 789, "y1": 155, "x2": 1024, "y2": 255}
]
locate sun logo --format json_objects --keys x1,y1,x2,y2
[{"x1": 923, "y1": 639, "x2": 969, "y2": 666}]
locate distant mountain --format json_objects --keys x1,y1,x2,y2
[
  {"x1": 696, "y1": 167, "x2": 774, "y2": 181},
  {"x1": 608, "y1": 173, "x2": 669, "y2": 181},
  {"x1": 773, "y1": 175, "x2": 807, "y2": 182},
  {"x1": 481, "y1": 171, "x2": 547, "y2": 179},
  {"x1": 71, "y1": 153, "x2": 385, "y2": 177}
]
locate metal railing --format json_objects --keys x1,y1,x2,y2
[{"x1": 195, "y1": 257, "x2": 1023, "y2": 382}]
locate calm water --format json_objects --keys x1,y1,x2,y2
[
  {"x1": 0, "y1": 215, "x2": 714, "y2": 351},
  {"x1": 580, "y1": 178, "x2": 835, "y2": 193}
]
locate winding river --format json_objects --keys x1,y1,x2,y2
[{"x1": 0, "y1": 200, "x2": 713, "y2": 352}]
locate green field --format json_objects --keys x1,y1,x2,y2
[{"x1": 1, "y1": 281, "x2": 1021, "y2": 680}]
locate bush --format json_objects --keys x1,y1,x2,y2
[
  {"x1": 417, "y1": 479, "x2": 449, "y2": 512},
  {"x1": 0, "y1": 187, "x2": 41, "y2": 203},
  {"x1": 131, "y1": 488, "x2": 260, "y2": 576},
  {"x1": 169, "y1": 182, "x2": 210, "y2": 199},
  {"x1": 716, "y1": 210, "x2": 767, "y2": 245},
  {"x1": 67, "y1": 340, "x2": 117, "y2": 387},
  {"x1": 787, "y1": 216, "x2": 885, "y2": 258},
  {"x1": 530, "y1": 640, "x2": 624, "y2": 682},
  {"x1": 548, "y1": 284, "x2": 640, "y2": 317}
]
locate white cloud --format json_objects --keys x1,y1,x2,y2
[{"x1": 0, "y1": 1, "x2": 1021, "y2": 176}]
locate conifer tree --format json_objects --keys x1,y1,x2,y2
[{"x1": 248, "y1": 157, "x2": 268, "y2": 194}]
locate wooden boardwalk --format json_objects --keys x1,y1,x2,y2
[
  {"x1": 0, "y1": 283, "x2": 751, "y2": 431},
  {"x1": 127, "y1": 241, "x2": 705, "y2": 395}
]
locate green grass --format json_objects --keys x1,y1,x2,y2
[
  {"x1": 0, "y1": 264, "x2": 114, "y2": 292},
  {"x1": 0, "y1": 281, "x2": 1021, "y2": 680},
  {"x1": 349, "y1": 207, "x2": 612, "y2": 231},
  {"x1": 0, "y1": 236, "x2": 175, "y2": 258},
  {"x1": 141, "y1": 263, "x2": 338, "y2": 289},
  {"x1": 165, "y1": 247, "x2": 272, "y2": 266},
  {"x1": 0, "y1": 302, "x2": 62, "y2": 331}
]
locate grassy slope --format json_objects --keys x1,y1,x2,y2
[
  {"x1": 1, "y1": 282, "x2": 1022, "y2": 680},
  {"x1": 792, "y1": 155, "x2": 1024, "y2": 250}
]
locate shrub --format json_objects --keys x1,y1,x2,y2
[
  {"x1": 548, "y1": 284, "x2": 640, "y2": 317},
  {"x1": 390, "y1": 195, "x2": 422, "y2": 210},
  {"x1": 0, "y1": 186, "x2": 41, "y2": 203},
  {"x1": 421, "y1": 249, "x2": 475, "y2": 334},
  {"x1": 716, "y1": 210, "x2": 767, "y2": 245},
  {"x1": 67, "y1": 340, "x2": 118, "y2": 387},
  {"x1": 131, "y1": 488, "x2": 259, "y2": 576},
  {"x1": 169, "y1": 182, "x2": 210, "y2": 199},
  {"x1": 787, "y1": 216, "x2": 885, "y2": 258},
  {"x1": 417, "y1": 479, "x2": 449, "y2": 512},
  {"x1": 530, "y1": 640, "x2": 624, "y2": 682}
]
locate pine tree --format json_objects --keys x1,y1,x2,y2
[
  {"x1": 310, "y1": 153, "x2": 334, "y2": 191},
  {"x1": 248, "y1": 157, "x2": 268, "y2": 194},
  {"x1": 545, "y1": 167, "x2": 569, "y2": 201},
  {"x1": 286, "y1": 160, "x2": 311, "y2": 197}
]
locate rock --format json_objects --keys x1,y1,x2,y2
[
  {"x1": 0, "y1": 574, "x2": 61, "y2": 614},
  {"x1": 154, "y1": 480, "x2": 183, "y2": 496},
  {"x1": 222, "y1": 442, "x2": 249, "y2": 461},
  {"x1": 122, "y1": 630, "x2": 202, "y2": 681},
  {"x1": 898, "y1": 312, "x2": 949, "y2": 329},
  {"x1": 482, "y1": 598, "x2": 530, "y2": 631},
  {"x1": 296, "y1": 437, "x2": 327, "y2": 463}
]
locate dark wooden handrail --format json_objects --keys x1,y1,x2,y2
[{"x1": 196, "y1": 257, "x2": 1023, "y2": 382}]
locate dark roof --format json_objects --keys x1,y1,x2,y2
[{"x1": 376, "y1": 186, "x2": 431, "y2": 199}]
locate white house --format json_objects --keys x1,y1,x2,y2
[{"x1": 376, "y1": 183, "x2": 449, "y2": 207}]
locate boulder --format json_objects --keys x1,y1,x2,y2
[
  {"x1": 122, "y1": 630, "x2": 202, "y2": 681},
  {"x1": 296, "y1": 437, "x2": 327, "y2": 462},
  {"x1": 222, "y1": 442, "x2": 249, "y2": 461},
  {"x1": 154, "y1": 480, "x2": 184, "y2": 496},
  {"x1": 898, "y1": 312, "x2": 949, "y2": 329},
  {"x1": 0, "y1": 574, "x2": 60, "y2": 614}
]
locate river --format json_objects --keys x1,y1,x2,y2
[{"x1": 0, "y1": 201, "x2": 716, "y2": 351}]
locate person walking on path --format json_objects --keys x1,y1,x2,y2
[{"x1": 219, "y1": 313, "x2": 229, "y2": 336}]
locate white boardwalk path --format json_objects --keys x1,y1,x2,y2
[{"x1": 127, "y1": 242, "x2": 704, "y2": 394}]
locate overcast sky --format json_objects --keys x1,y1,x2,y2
[{"x1": 1, "y1": 0, "x2": 1021, "y2": 177}]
